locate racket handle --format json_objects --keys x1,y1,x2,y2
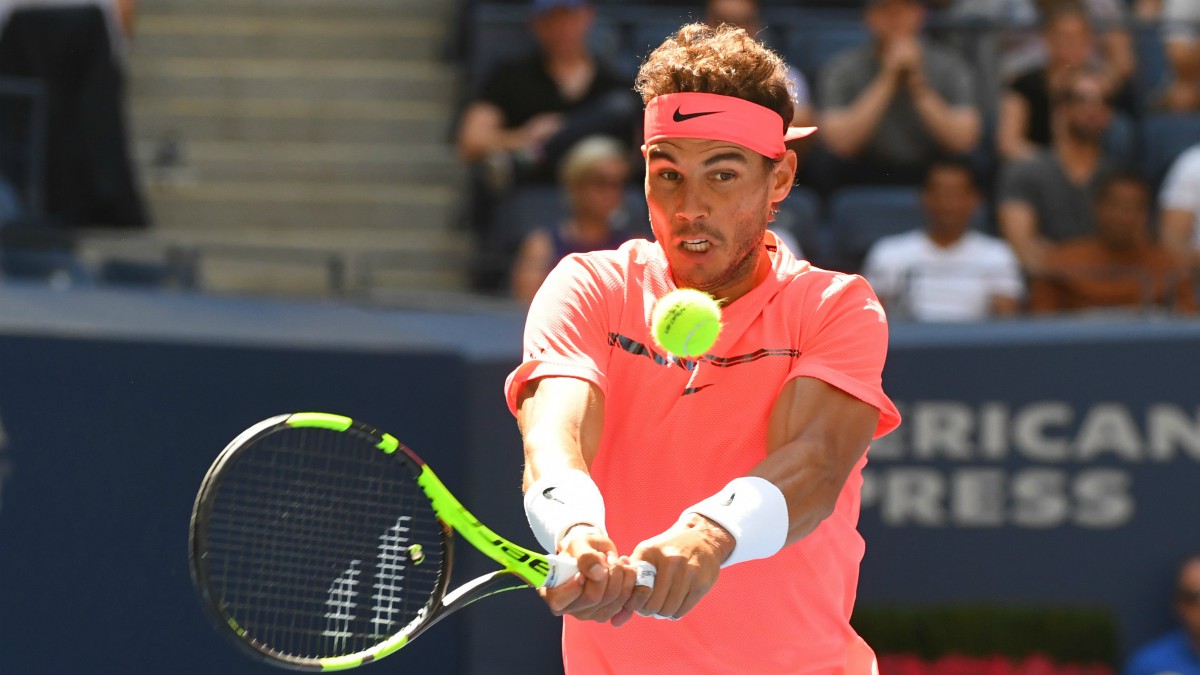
[
  {"x1": 544, "y1": 553, "x2": 578, "y2": 588},
  {"x1": 542, "y1": 555, "x2": 657, "y2": 590}
]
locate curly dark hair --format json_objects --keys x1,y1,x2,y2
[{"x1": 635, "y1": 22, "x2": 794, "y2": 133}]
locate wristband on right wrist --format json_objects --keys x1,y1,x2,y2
[
  {"x1": 523, "y1": 469, "x2": 607, "y2": 553},
  {"x1": 682, "y1": 476, "x2": 789, "y2": 568}
]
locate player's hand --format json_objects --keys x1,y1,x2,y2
[
  {"x1": 624, "y1": 514, "x2": 734, "y2": 621},
  {"x1": 540, "y1": 525, "x2": 635, "y2": 623}
]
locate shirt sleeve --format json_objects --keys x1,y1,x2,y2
[
  {"x1": 1159, "y1": 148, "x2": 1200, "y2": 213},
  {"x1": 987, "y1": 243, "x2": 1026, "y2": 300},
  {"x1": 788, "y1": 273, "x2": 901, "y2": 439},
  {"x1": 997, "y1": 157, "x2": 1038, "y2": 206},
  {"x1": 504, "y1": 254, "x2": 615, "y2": 416}
]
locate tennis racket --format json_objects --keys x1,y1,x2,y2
[{"x1": 189, "y1": 412, "x2": 647, "y2": 671}]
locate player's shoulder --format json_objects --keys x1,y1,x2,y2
[{"x1": 780, "y1": 263, "x2": 878, "y2": 306}]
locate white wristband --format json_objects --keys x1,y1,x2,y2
[
  {"x1": 683, "y1": 476, "x2": 789, "y2": 568},
  {"x1": 523, "y1": 469, "x2": 607, "y2": 552}
]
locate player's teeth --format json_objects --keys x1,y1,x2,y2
[{"x1": 682, "y1": 240, "x2": 709, "y2": 252}]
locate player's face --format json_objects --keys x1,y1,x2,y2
[{"x1": 644, "y1": 138, "x2": 796, "y2": 301}]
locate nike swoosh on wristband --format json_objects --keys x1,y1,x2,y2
[
  {"x1": 672, "y1": 107, "x2": 721, "y2": 122},
  {"x1": 543, "y1": 487, "x2": 565, "y2": 504}
]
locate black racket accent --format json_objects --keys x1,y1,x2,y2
[{"x1": 190, "y1": 416, "x2": 450, "y2": 668}]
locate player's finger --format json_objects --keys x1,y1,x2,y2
[
  {"x1": 564, "y1": 550, "x2": 611, "y2": 612},
  {"x1": 596, "y1": 554, "x2": 627, "y2": 608},
  {"x1": 635, "y1": 561, "x2": 670, "y2": 618},
  {"x1": 656, "y1": 562, "x2": 693, "y2": 620},
  {"x1": 541, "y1": 574, "x2": 586, "y2": 615},
  {"x1": 617, "y1": 560, "x2": 655, "y2": 621}
]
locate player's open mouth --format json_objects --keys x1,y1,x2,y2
[{"x1": 681, "y1": 239, "x2": 710, "y2": 253}]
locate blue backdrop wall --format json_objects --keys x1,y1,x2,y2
[{"x1": 0, "y1": 288, "x2": 1196, "y2": 674}]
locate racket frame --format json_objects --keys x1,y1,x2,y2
[{"x1": 189, "y1": 412, "x2": 572, "y2": 671}]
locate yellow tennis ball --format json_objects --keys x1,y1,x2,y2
[{"x1": 651, "y1": 289, "x2": 723, "y2": 357}]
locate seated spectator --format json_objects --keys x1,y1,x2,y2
[
  {"x1": 951, "y1": 0, "x2": 1133, "y2": 84},
  {"x1": 1028, "y1": 170, "x2": 1196, "y2": 314},
  {"x1": 456, "y1": 0, "x2": 637, "y2": 193},
  {"x1": 704, "y1": 0, "x2": 816, "y2": 129},
  {"x1": 704, "y1": 0, "x2": 818, "y2": 170},
  {"x1": 997, "y1": 67, "x2": 1120, "y2": 273},
  {"x1": 1155, "y1": 0, "x2": 1200, "y2": 111},
  {"x1": 816, "y1": 0, "x2": 981, "y2": 188},
  {"x1": 0, "y1": 0, "x2": 147, "y2": 228},
  {"x1": 1158, "y1": 143, "x2": 1200, "y2": 268},
  {"x1": 1124, "y1": 553, "x2": 1200, "y2": 675},
  {"x1": 510, "y1": 136, "x2": 635, "y2": 303},
  {"x1": 863, "y1": 158, "x2": 1024, "y2": 321},
  {"x1": 997, "y1": 0, "x2": 1135, "y2": 161}
]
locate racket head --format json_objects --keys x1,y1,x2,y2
[{"x1": 189, "y1": 413, "x2": 451, "y2": 670}]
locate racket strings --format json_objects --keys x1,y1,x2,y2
[{"x1": 200, "y1": 426, "x2": 446, "y2": 660}]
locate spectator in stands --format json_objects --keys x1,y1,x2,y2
[
  {"x1": 816, "y1": 0, "x2": 981, "y2": 188},
  {"x1": 1028, "y1": 170, "x2": 1196, "y2": 314},
  {"x1": 1154, "y1": 0, "x2": 1200, "y2": 111},
  {"x1": 704, "y1": 0, "x2": 816, "y2": 130},
  {"x1": 1158, "y1": 143, "x2": 1200, "y2": 268},
  {"x1": 863, "y1": 158, "x2": 1023, "y2": 321},
  {"x1": 1124, "y1": 554, "x2": 1200, "y2": 675},
  {"x1": 996, "y1": 0, "x2": 1135, "y2": 161},
  {"x1": 704, "y1": 0, "x2": 818, "y2": 171},
  {"x1": 0, "y1": 0, "x2": 147, "y2": 228},
  {"x1": 510, "y1": 136, "x2": 635, "y2": 303},
  {"x1": 456, "y1": 0, "x2": 638, "y2": 193},
  {"x1": 997, "y1": 67, "x2": 1120, "y2": 273},
  {"x1": 955, "y1": 0, "x2": 1131, "y2": 79}
]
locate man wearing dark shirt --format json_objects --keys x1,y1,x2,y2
[{"x1": 456, "y1": 0, "x2": 637, "y2": 187}]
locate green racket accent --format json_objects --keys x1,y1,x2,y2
[
  {"x1": 414, "y1": 463, "x2": 552, "y2": 588},
  {"x1": 287, "y1": 411, "x2": 551, "y2": 586},
  {"x1": 377, "y1": 433, "x2": 400, "y2": 454},
  {"x1": 286, "y1": 412, "x2": 353, "y2": 431}
]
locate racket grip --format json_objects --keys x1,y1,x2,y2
[
  {"x1": 542, "y1": 555, "x2": 658, "y2": 590},
  {"x1": 543, "y1": 554, "x2": 578, "y2": 588}
]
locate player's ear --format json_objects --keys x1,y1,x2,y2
[{"x1": 768, "y1": 150, "x2": 797, "y2": 204}]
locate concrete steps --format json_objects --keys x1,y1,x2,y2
[
  {"x1": 126, "y1": 0, "x2": 469, "y2": 296},
  {"x1": 132, "y1": 15, "x2": 447, "y2": 61}
]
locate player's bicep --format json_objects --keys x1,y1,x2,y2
[{"x1": 517, "y1": 376, "x2": 606, "y2": 489}]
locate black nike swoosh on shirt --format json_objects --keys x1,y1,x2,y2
[{"x1": 672, "y1": 107, "x2": 721, "y2": 122}]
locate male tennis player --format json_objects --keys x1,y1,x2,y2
[{"x1": 506, "y1": 23, "x2": 901, "y2": 674}]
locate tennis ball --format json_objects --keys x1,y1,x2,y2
[{"x1": 651, "y1": 289, "x2": 723, "y2": 357}]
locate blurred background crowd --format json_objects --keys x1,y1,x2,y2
[{"x1": 0, "y1": 0, "x2": 1198, "y2": 322}]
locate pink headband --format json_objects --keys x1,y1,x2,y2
[{"x1": 643, "y1": 92, "x2": 817, "y2": 159}]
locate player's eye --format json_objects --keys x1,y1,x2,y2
[
  {"x1": 657, "y1": 170, "x2": 681, "y2": 181},
  {"x1": 713, "y1": 171, "x2": 736, "y2": 182}
]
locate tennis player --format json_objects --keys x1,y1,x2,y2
[{"x1": 506, "y1": 22, "x2": 901, "y2": 674}]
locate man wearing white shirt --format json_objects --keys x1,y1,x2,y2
[
  {"x1": 863, "y1": 159, "x2": 1024, "y2": 321},
  {"x1": 1159, "y1": 143, "x2": 1200, "y2": 267}
]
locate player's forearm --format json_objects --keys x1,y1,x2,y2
[
  {"x1": 516, "y1": 377, "x2": 605, "y2": 491},
  {"x1": 750, "y1": 436, "x2": 869, "y2": 545}
]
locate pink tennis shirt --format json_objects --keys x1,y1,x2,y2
[{"x1": 505, "y1": 233, "x2": 901, "y2": 674}]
